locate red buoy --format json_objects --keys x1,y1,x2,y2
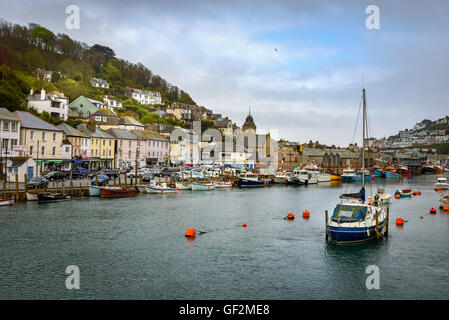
[
  {"x1": 185, "y1": 228, "x2": 196, "y2": 238},
  {"x1": 443, "y1": 206, "x2": 449, "y2": 212},
  {"x1": 303, "y1": 211, "x2": 310, "y2": 218},
  {"x1": 286, "y1": 213, "x2": 295, "y2": 220},
  {"x1": 430, "y1": 208, "x2": 437, "y2": 214},
  {"x1": 242, "y1": 223, "x2": 247, "y2": 227},
  {"x1": 396, "y1": 218, "x2": 404, "y2": 225}
]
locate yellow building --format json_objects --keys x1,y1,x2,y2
[
  {"x1": 15, "y1": 111, "x2": 64, "y2": 173},
  {"x1": 78, "y1": 122, "x2": 116, "y2": 170}
]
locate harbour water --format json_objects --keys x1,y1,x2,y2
[{"x1": 0, "y1": 174, "x2": 448, "y2": 299}]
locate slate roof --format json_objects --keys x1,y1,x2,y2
[
  {"x1": 91, "y1": 108, "x2": 117, "y2": 117},
  {"x1": 15, "y1": 111, "x2": 62, "y2": 132},
  {"x1": 106, "y1": 128, "x2": 137, "y2": 140},
  {"x1": 57, "y1": 123, "x2": 88, "y2": 138},
  {"x1": 0, "y1": 108, "x2": 19, "y2": 121},
  {"x1": 120, "y1": 116, "x2": 143, "y2": 126}
]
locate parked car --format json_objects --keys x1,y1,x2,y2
[
  {"x1": 141, "y1": 172, "x2": 154, "y2": 182},
  {"x1": 28, "y1": 177, "x2": 49, "y2": 189},
  {"x1": 44, "y1": 171, "x2": 67, "y2": 181},
  {"x1": 127, "y1": 168, "x2": 150, "y2": 178},
  {"x1": 91, "y1": 174, "x2": 110, "y2": 186},
  {"x1": 89, "y1": 170, "x2": 119, "y2": 179},
  {"x1": 159, "y1": 167, "x2": 180, "y2": 177},
  {"x1": 70, "y1": 167, "x2": 88, "y2": 179}
]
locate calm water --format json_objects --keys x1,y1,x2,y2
[{"x1": 1, "y1": 174, "x2": 448, "y2": 299}]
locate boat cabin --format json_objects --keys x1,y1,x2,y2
[{"x1": 332, "y1": 204, "x2": 368, "y2": 223}]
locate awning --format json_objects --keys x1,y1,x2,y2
[
  {"x1": 72, "y1": 160, "x2": 83, "y2": 164},
  {"x1": 36, "y1": 159, "x2": 63, "y2": 163}
]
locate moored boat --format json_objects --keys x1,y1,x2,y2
[
  {"x1": 341, "y1": 168, "x2": 360, "y2": 183},
  {"x1": 439, "y1": 194, "x2": 449, "y2": 208},
  {"x1": 296, "y1": 169, "x2": 318, "y2": 185},
  {"x1": 273, "y1": 172, "x2": 289, "y2": 184},
  {"x1": 384, "y1": 167, "x2": 400, "y2": 178},
  {"x1": 394, "y1": 188, "x2": 413, "y2": 198},
  {"x1": 89, "y1": 185, "x2": 102, "y2": 197},
  {"x1": 100, "y1": 186, "x2": 138, "y2": 198},
  {"x1": 434, "y1": 177, "x2": 449, "y2": 190},
  {"x1": 38, "y1": 193, "x2": 72, "y2": 202},
  {"x1": 191, "y1": 182, "x2": 216, "y2": 191},
  {"x1": 146, "y1": 183, "x2": 178, "y2": 193},
  {"x1": 368, "y1": 188, "x2": 392, "y2": 205},
  {"x1": 214, "y1": 181, "x2": 232, "y2": 188},
  {"x1": 26, "y1": 192, "x2": 38, "y2": 201},
  {"x1": 305, "y1": 164, "x2": 331, "y2": 182},
  {"x1": 175, "y1": 182, "x2": 191, "y2": 190},
  {"x1": 238, "y1": 172, "x2": 269, "y2": 187},
  {"x1": 0, "y1": 198, "x2": 14, "y2": 206}
]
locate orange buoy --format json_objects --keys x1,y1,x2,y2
[
  {"x1": 413, "y1": 192, "x2": 417, "y2": 196},
  {"x1": 303, "y1": 210, "x2": 310, "y2": 218},
  {"x1": 395, "y1": 194, "x2": 401, "y2": 199},
  {"x1": 417, "y1": 191, "x2": 421, "y2": 196},
  {"x1": 396, "y1": 218, "x2": 404, "y2": 225},
  {"x1": 286, "y1": 213, "x2": 295, "y2": 220},
  {"x1": 443, "y1": 206, "x2": 449, "y2": 212},
  {"x1": 242, "y1": 223, "x2": 247, "y2": 227},
  {"x1": 430, "y1": 208, "x2": 437, "y2": 214},
  {"x1": 185, "y1": 228, "x2": 196, "y2": 238}
]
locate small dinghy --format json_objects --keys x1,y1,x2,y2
[
  {"x1": 146, "y1": 183, "x2": 178, "y2": 193},
  {"x1": 394, "y1": 188, "x2": 412, "y2": 198},
  {"x1": 26, "y1": 192, "x2": 38, "y2": 201},
  {"x1": 38, "y1": 193, "x2": 72, "y2": 203},
  {"x1": 214, "y1": 181, "x2": 232, "y2": 188},
  {"x1": 191, "y1": 183, "x2": 216, "y2": 191},
  {"x1": 0, "y1": 198, "x2": 14, "y2": 206},
  {"x1": 100, "y1": 186, "x2": 138, "y2": 198},
  {"x1": 175, "y1": 182, "x2": 191, "y2": 190}
]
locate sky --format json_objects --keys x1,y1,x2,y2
[{"x1": 1, "y1": 0, "x2": 449, "y2": 146}]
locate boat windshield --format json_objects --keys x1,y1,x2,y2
[{"x1": 331, "y1": 205, "x2": 367, "y2": 223}]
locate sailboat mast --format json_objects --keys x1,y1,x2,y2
[{"x1": 362, "y1": 88, "x2": 366, "y2": 188}]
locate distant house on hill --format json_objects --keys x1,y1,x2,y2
[
  {"x1": 69, "y1": 96, "x2": 113, "y2": 120},
  {"x1": 27, "y1": 89, "x2": 69, "y2": 120},
  {"x1": 125, "y1": 87, "x2": 162, "y2": 105},
  {"x1": 90, "y1": 109, "x2": 120, "y2": 130},
  {"x1": 35, "y1": 68, "x2": 52, "y2": 82},
  {"x1": 90, "y1": 77, "x2": 110, "y2": 89},
  {"x1": 103, "y1": 95, "x2": 123, "y2": 109}
]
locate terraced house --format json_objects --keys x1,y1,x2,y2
[
  {"x1": 57, "y1": 123, "x2": 91, "y2": 161},
  {"x1": 106, "y1": 128, "x2": 145, "y2": 169},
  {"x1": 15, "y1": 111, "x2": 64, "y2": 173},
  {"x1": 77, "y1": 123, "x2": 115, "y2": 170}
]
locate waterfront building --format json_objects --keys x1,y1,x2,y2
[
  {"x1": 27, "y1": 89, "x2": 69, "y2": 120},
  {"x1": 132, "y1": 130, "x2": 169, "y2": 166},
  {"x1": 106, "y1": 128, "x2": 144, "y2": 169},
  {"x1": 118, "y1": 116, "x2": 144, "y2": 131},
  {"x1": 57, "y1": 123, "x2": 91, "y2": 166},
  {"x1": 0, "y1": 108, "x2": 21, "y2": 158},
  {"x1": 77, "y1": 122, "x2": 115, "y2": 170},
  {"x1": 15, "y1": 111, "x2": 64, "y2": 173}
]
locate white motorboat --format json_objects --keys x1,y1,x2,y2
[
  {"x1": 146, "y1": 182, "x2": 178, "y2": 193},
  {"x1": 305, "y1": 164, "x2": 331, "y2": 182},
  {"x1": 0, "y1": 198, "x2": 14, "y2": 206},
  {"x1": 439, "y1": 194, "x2": 449, "y2": 208},
  {"x1": 175, "y1": 182, "x2": 191, "y2": 190},
  {"x1": 434, "y1": 177, "x2": 449, "y2": 190},
  {"x1": 26, "y1": 192, "x2": 38, "y2": 201},
  {"x1": 214, "y1": 181, "x2": 232, "y2": 188},
  {"x1": 368, "y1": 188, "x2": 392, "y2": 205},
  {"x1": 296, "y1": 169, "x2": 318, "y2": 185},
  {"x1": 341, "y1": 168, "x2": 361, "y2": 183},
  {"x1": 273, "y1": 171, "x2": 289, "y2": 184}
]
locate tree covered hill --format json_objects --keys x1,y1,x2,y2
[{"x1": 0, "y1": 20, "x2": 196, "y2": 114}]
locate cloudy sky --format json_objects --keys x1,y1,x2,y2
[{"x1": 1, "y1": 0, "x2": 448, "y2": 145}]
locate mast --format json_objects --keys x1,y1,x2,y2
[{"x1": 362, "y1": 88, "x2": 366, "y2": 188}]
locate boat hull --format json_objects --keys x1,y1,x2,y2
[
  {"x1": 38, "y1": 194, "x2": 72, "y2": 202},
  {"x1": 146, "y1": 186, "x2": 178, "y2": 193},
  {"x1": 0, "y1": 198, "x2": 14, "y2": 206},
  {"x1": 89, "y1": 186, "x2": 102, "y2": 197},
  {"x1": 327, "y1": 219, "x2": 387, "y2": 244},
  {"x1": 238, "y1": 178, "x2": 268, "y2": 187},
  {"x1": 175, "y1": 182, "x2": 191, "y2": 190},
  {"x1": 273, "y1": 177, "x2": 288, "y2": 184},
  {"x1": 100, "y1": 187, "x2": 137, "y2": 198},
  {"x1": 26, "y1": 192, "x2": 38, "y2": 201},
  {"x1": 384, "y1": 171, "x2": 400, "y2": 178},
  {"x1": 191, "y1": 183, "x2": 215, "y2": 191}
]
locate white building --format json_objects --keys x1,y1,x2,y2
[
  {"x1": 27, "y1": 89, "x2": 69, "y2": 120},
  {"x1": 103, "y1": 95, "x2": 123, "y2": 109},
  {"x1": 35, "y1": 68, "x2": 52, "y2": 82},
  {"x1": 125, "y1": 87, "x2": 162, "y2": 105},
  {"x1": 90, "y1": 78, "x2": 110, "y2": 89},
  {"x1": 0, "y1": 108, "x2": 21, "y2": 158}
]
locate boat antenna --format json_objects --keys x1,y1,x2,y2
[{"x1": 362, "y1": 88, "x2": 366, "y2": 190}]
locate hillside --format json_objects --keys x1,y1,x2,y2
[{"x1": 0, "y1": 20, "x2": 196, "y2": 127}]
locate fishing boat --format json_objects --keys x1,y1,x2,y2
[
  {"x1": 341, "y1": 168, "x2": 360, "y2": 183},
  {"x1": 136, "y1": 185, "x2": 148, "y2": 193},
  {"x1": 0, "y1": 198, "x2": 14, "y2": 206},
  {"x1": 439, "y1": 194, "x2": 449, "y2": 208},
  {"x1": 146, "y1": 183, "x2": 178, "y2": 193},
  {"x1": 238, "y1": 172, "x2": 269, "y2": 187},
  {"x1": 371, "y1": 166, "x2": 383, "y2": 177},
  {"x1": 384, "y1": 167, "x2": 400, "y2": 178},
  {"x1": 326, "y1": 168, "x2": 342, "y2": 181},
  {"x1": 295, "y1": 169, "x2": 317, "y2": 185},
  {"x1": 368, "y1": 188, "x2": 392, "y2": 205},
  {"x1": 214, "y1": 181, "x2": 232, "y2": 188},
  {"x1": 435, "y1": 177, "x2": 449, "y2": 190},
  {"x1": 326, "y1": 88, "x2": 388, "y2": 244},
  {"x1": 273, "y1": 171, "x2": 289, "y2": 184},
  {"x1": 358, "y1": 169, "x2": 373, "y2": 181},
  {"x1": 89, "y1": 185, "x2": 102, "y2": 197},
  {"x1": 435, "y1": 165, "x2": 444, "y2": 174},
  {"x1": 191, "y1": 182, "x2": 216, "y2": 191},
  {"x1": 26, "y1": 192, "x2": 38, "y2": 201},
  {"x1": 398, "y1": 164, "x2": 411, "y2": 176},
  {"x1": 100, "y1": 186, "x2": 138, "y2": 198},
  {"x1": 421, "y1": 162, "x2": 436, "y2": 174},
  {"x1": 394, "y1": 188, "x2": 413, "y2": 198},
  {"x1": 38, "y1": 193, "x2": 72, "y2": 202},
  {"x1": 175, "y1": 182, "x2": 191, "y2": 190},
  {"x1": 305, "y1": 164, "x2": 331, "y2": 182}
]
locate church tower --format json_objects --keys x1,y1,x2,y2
[{"x1": 242, "y1": 108, "x2": 256, "y2": 134}]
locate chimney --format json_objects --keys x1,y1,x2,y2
[
  {"x1": 30, "y1": 88, "x2": 34, "y2": 96},
  {"x1": 40, "y1": 89, "x2": 46, "y2": 101}
]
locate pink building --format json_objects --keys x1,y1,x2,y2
[{"x1": 133, "y1": 130, "x2": 169, "y2": 165}]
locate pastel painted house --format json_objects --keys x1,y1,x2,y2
[
  {"x1": 68, "y1": 96, "x2": 101, "y2": 120},
  {"x1": 106, "y1": 128, "x2": 145, "y2": 169}
]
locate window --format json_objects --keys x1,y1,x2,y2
[
  {"x1": 52, "y1": 147, "x2": 56, "y2": 156},
  {"x1": 41, "y1": 146, "x2": 45, "y2": 156},
  {"x1": 11, "y1": 139, "x2": 17, "y2": 148},
  {"x1": 129, "y1": 141, "x2": 131, "y2": 148},
  {"x1": 65, "y1": 146, "x2": 70, "y2": 153},
  {"x1": 103, "y1": 140, "x2": 105, "y2": 146},
  {"x1": 11, "y1": 122, "x2": 17, "y2": 132},
  {"x1": 30, "y1": 131, "x2": 34, "y2": 140},
  {"x1": 95, "y1": 116, "x2": 102, "y2": 122},
  {"x1": 29, "y1": 145, "x2": 33, "y2": 156},
  {"x1": 103, "y1": 117, "x2": 107, "y2": 123},
  {"x1": 53, "y1": 133, "x2": 56, "y2": 142},
  {"x1": 2, "y1": 139, "x2": 9, "y2": 150},
  {"x1": 102, "y1": 150, "x2": 105, "y2": 156},
  {"x1": 3, "y1": 121, "x2": 9, "y2": 131},
  {"x1": 109, "y1": 140, "x2": 111, "y2": 146},
  {"x1": 129, "y1": 151, "x2": 131, "y2": 158},
  {"x1": 42, "y1": 132, "x2": 46, "y2": 141}
]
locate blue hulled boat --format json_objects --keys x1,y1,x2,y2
[{"x1": 238, "y1": 172, "x2": 270, "y2": 187}]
